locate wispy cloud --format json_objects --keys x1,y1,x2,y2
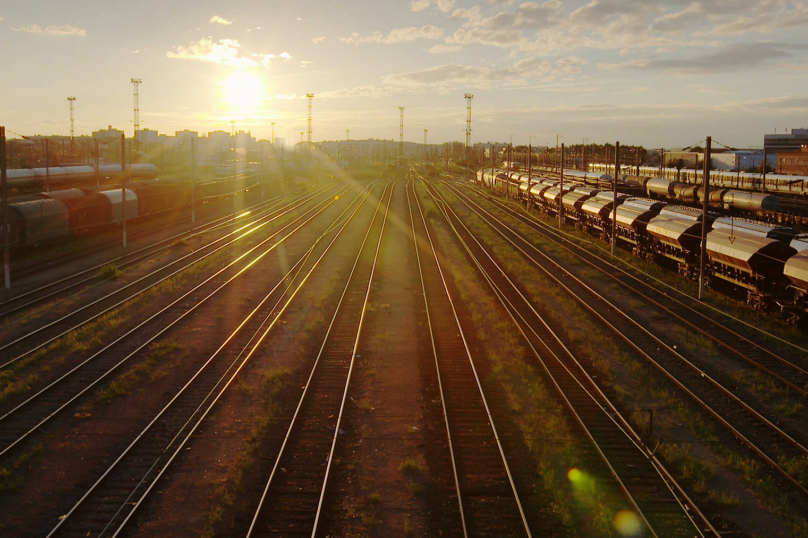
[
  {"x1": 429, "y1": 44, "x2": 463, "y2": 53},
  {"x1": 167, "y1": 38, "x2": 292, "y2": 69},
  {"x1": 342, "y1": 25, "x2": 444, "y2": 45},
  {"x1": 312, "y1": 36, "x2": 325, "y2": 44},
  {"x1": 599, "y1": 42, "x2": 808, "y2": 74},
  {"x1": 209, "y1": 15, "x2": 233, "y2": 26},
  {"x1": 14, "y1": 24, "x2": 87, "y2": 36},
  {"x1": 410, "y1": 0, "x2": 455, "y2": 13}
]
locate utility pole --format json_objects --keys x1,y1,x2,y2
[
  {"x1": 424, "y1": 129, "x2": 428, "y2": 162},
  {"x1": 68, "y1": 96, "x2": 76, "y2": 153},
  {"x1": 762, "y1": 147, "x2": 768, "y2": 192},
  {"x1": 306, "y1": 94, "x2": 314, "y2": 144},
  {"x1": 527, "y1": 141, "x2": 532, "y2": 210},
  {"x1": 44, "y1": 139, "x2": 50, "y2": 193},
  {"x1": 1, "y1": 127, "x2": 9, "y2": 290},
  {"x1": 191, "y1": 136, "x2": 196, "y2": 227},
  {"x1": 271, "y1": 123, "x2": 275, "y2": 145},
  {"x1": 699, "y1": 136, "x2": 712, "y2": 300},
  {"x1": 559, "y1": 143, "x2": 565, "y2": 227},
  {"x1": 130, "y1": 78, "x2": 141, "y2": 142},
  {"x1": 399, "y1": 106, "x2": 405, "y2": 169},
  {"x1": 464, "y1": 93, "x2": 473, "y2": 178},
  {"x1": 121, "y1": 134, "x2": 127, "y2": 248},
  {"x1": 612, "y1": 141, "x2": 619, "y2": 255}
]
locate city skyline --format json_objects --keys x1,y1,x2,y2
[{"x1": 2, "y1": 0, "x2": 808, "y2": 148}]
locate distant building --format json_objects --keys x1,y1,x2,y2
[
  {"x1": 664, "y1": 151, "x2": 700, "y2": 169},
  {"x1": 175, "y1": 130, "x2": 198, "y2": 144},
  {"x1": 764, "y1": 128, "x2": 808, "y2": 153},
  {"x1": 711, "y1": 151, "x2": 776, "y2": 172},
  {"x1": 92, "y1": 126, "x2": 124, "y2": 142},
  {"x1": 136, "y1": 129, "x2": 159, "y2": 144},
  {"x1": 777, "y1": 146, "x2": 808, "y2": 175}
]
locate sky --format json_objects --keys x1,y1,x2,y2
[{"x1": 2, "y1": 0, "x2": 808, "y2": 148}]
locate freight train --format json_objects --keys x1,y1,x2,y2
[
  {"x1": 476, "y1": 169, "x2": 808, "y2": 324},
  {"x1": 590, "y1": 163, "x2": 808, "y2": 197},
  {"x1": 5, "y1": 164, "x2": 158, "y2": 190},
  {"x1": 0, "y1": 176, "x2": 257, "y2": 249}
]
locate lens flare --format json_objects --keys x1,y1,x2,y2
[
  {"x1": 567, "y1": 467, "x2": 582, "y2": 482},
  {"x1": 613, "y1": 509, "x2": 643, "y2": 537}
]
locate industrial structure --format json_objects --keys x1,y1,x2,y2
[{"x1": 130, "y1": 78, "x2": 142, "y2": 140}]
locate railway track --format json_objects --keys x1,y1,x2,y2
[
  {"x1": 4, "y1": 175, "x2": 263, "y2": 284},
  {"x1": 0, "y1": 185, "x2": 350, "y2": 462},
  {"x1": 464, "y1": 180, "x2": 808, "y2": 396},
  {"x1": 0, "y1": 184, "x2": 310, "y2": 321},
  {"x1": 44, "y1": 183, "x2": 381, "y2": 538},
  {"x1": 247, "y1": 182, "x2": 394, "y2": 536},
  {"x1": 421, "y1": 179, "x2": 712, "y2": 537},
  {"x1": 0, "y1": 184, "x2": 336, "y2": 372},
  {"x1": 434, "y1": 180, "x2": 808, "y2": 501},
  {"x1": 406, "y1": 179, "x2": 532, "y2": 536}
]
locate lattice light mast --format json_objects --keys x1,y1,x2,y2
[
  {"x1": 67, "y1": 96, "x2": 76, "y2": 151},
  {"x1": 465, "y1": 93, "x2": 474, "y2": 177},
  {"x1": 130, "y1": 78, "x2": 142, "y2": 140},
  {"x1": 306, "y1": 93, "x2": 314, "y2": 144},
  {"x1": 399, "y1": 106, "x2": 405, "y2": 168}
]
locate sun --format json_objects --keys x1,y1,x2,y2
[{"x1": 222, "y1": 71, "x2": 266, "y2": 109}]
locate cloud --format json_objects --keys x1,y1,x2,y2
[
  {"x1": 410, "y1": 0, "x2": 455, "y2": 12},
  {"x1": 168, "y1": 38, "x2": 257, "y2": 68},
  {"x1": 599, "y1": 41, "x2": 808, "y2": 74},
  {"x1": 429, "y1": 44, "x2": 463, "y2": 53},
  {"x1": 209, "y1": 15, "x2": 233, "y2": 25},
  {"x1": 14, "y1": 24, "x2": 87, "y2": 36},
  {"x1": 312, "y1": 36, "x2": 325, "y2": 44},
  {"x1": 319, "y1": 85, "x2": 395, "y2": 99},
  {"x1": 342, "y1": 25, "x2": 444, "y2": 45},
  {"x1": 167, "y1": 38, "x2": 291, "y2": 69},
  {"x1": 410, "y1": 0, "x2": 431, "y2": 11},
  {"x1": 382, "y1": 55, "x2": 585, "y2": 87}
]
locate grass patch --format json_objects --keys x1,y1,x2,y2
[
  {"x1": 95, "y1": 340, "x2": 183, "y2": 405},
  {"x1": 399, "y1": 458, "x2": 422, "y2": 473},
  {"x1": 0, "y1": 444, "x2": 43, "y2": 492},
  {"x1": 97, "y1": 263, "x2": 122, "y2": 280},
  {"x1": 202, "y1": 367, "x2": 291, "y2": 538}
]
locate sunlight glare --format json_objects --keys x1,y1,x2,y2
[{"x1": 222, "y1": 71, "x2": 266, "y2": 109}]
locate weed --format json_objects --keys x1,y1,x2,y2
[
  {"x1": 399, "y1": 458, "x2": 422, "y2": 473},
  {"x1": 405, "y1": 479, "x2": 424, "y2": 496},
  {"x1": 403, "y1": 517, "x2": 413, "y2": 535},
  {"x1": 98, "y1": 263, "x2": 122, "y2": 280},
  {"x1": 367, "y1": 492, "x2": 382, "y2": 504}
]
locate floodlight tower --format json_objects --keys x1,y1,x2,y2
[
  {"x1": 306, "y1": 94, "x2": 314, "y2": 144},
  {"x1": 67, "y1": 96, "x2": 76, "y2": 151},
  {"x1": 399, "y1": 106, "x2": 405, "y2": 168},
  {"x1": 130, "y1": 78, "x2": 141, "y2": 140},
  {"x1": 465, "y1": 93, "x2": 474, "y2": 176}
]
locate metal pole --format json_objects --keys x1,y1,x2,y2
[
  {"x1": 95, "y1": 139, "x2": 100, "y2": 186},
  {"x1": 233, "y1": 136, "x2": 237, "y2": 211},
  {"x1": 121, "y1": 134, "x2": 127, "y2": 248},
  {"x1": 44, "y1": 139, "x2": 50, "y2": 193},
  {"x1": 527, "y1": 143, "x2": 532, "y2": 210},
  {"x1": 559, "y1": 143, "x2": 565, "y2": 227},
  {"x1": 699, "y1": 136, "x2": 711, "y2": 300},
  {"x1": 762, "y1": 147, "x2": 767, "y2": 192},
  {"x1": 1, "y1": 127, "x2": 9, "y2": 290},
  {"x1": 612, "y1": 141, "x2": 619, "y2": 255},
  {"x1": 191, "y1": 137, "x2": 196, "y2": 227}
]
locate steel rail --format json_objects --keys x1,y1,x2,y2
[
  {"x1": 0, "y1": 185, "x2": 336, "y2": 370},
  {"x1": 465, "y1": 182, "x2": 808, "y2": 395},
  {"x1": 0, "y1": 186, "x2": 350, "y2": 459},
  {"x1": 407, "y1": 179, "x2": 532, "y2": 537},
  {"x1": 0, "y1": 185, "x2": 312, "y2": 320},
  {"x1": 465, "y1": 177, "x2": 808, "y2": 356},
  {"x1": 426, "y1": 180, "x2": 713, "y2": 537},
  {"x1": 439, "y1": 181, "x2": 808, "y2": 496},
  {"x1": 247, "y1": 182, "x2": 394, "y2": 537},
  {"x1": 45, "y1": 183, "x2": 376, "y2": 538}
]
